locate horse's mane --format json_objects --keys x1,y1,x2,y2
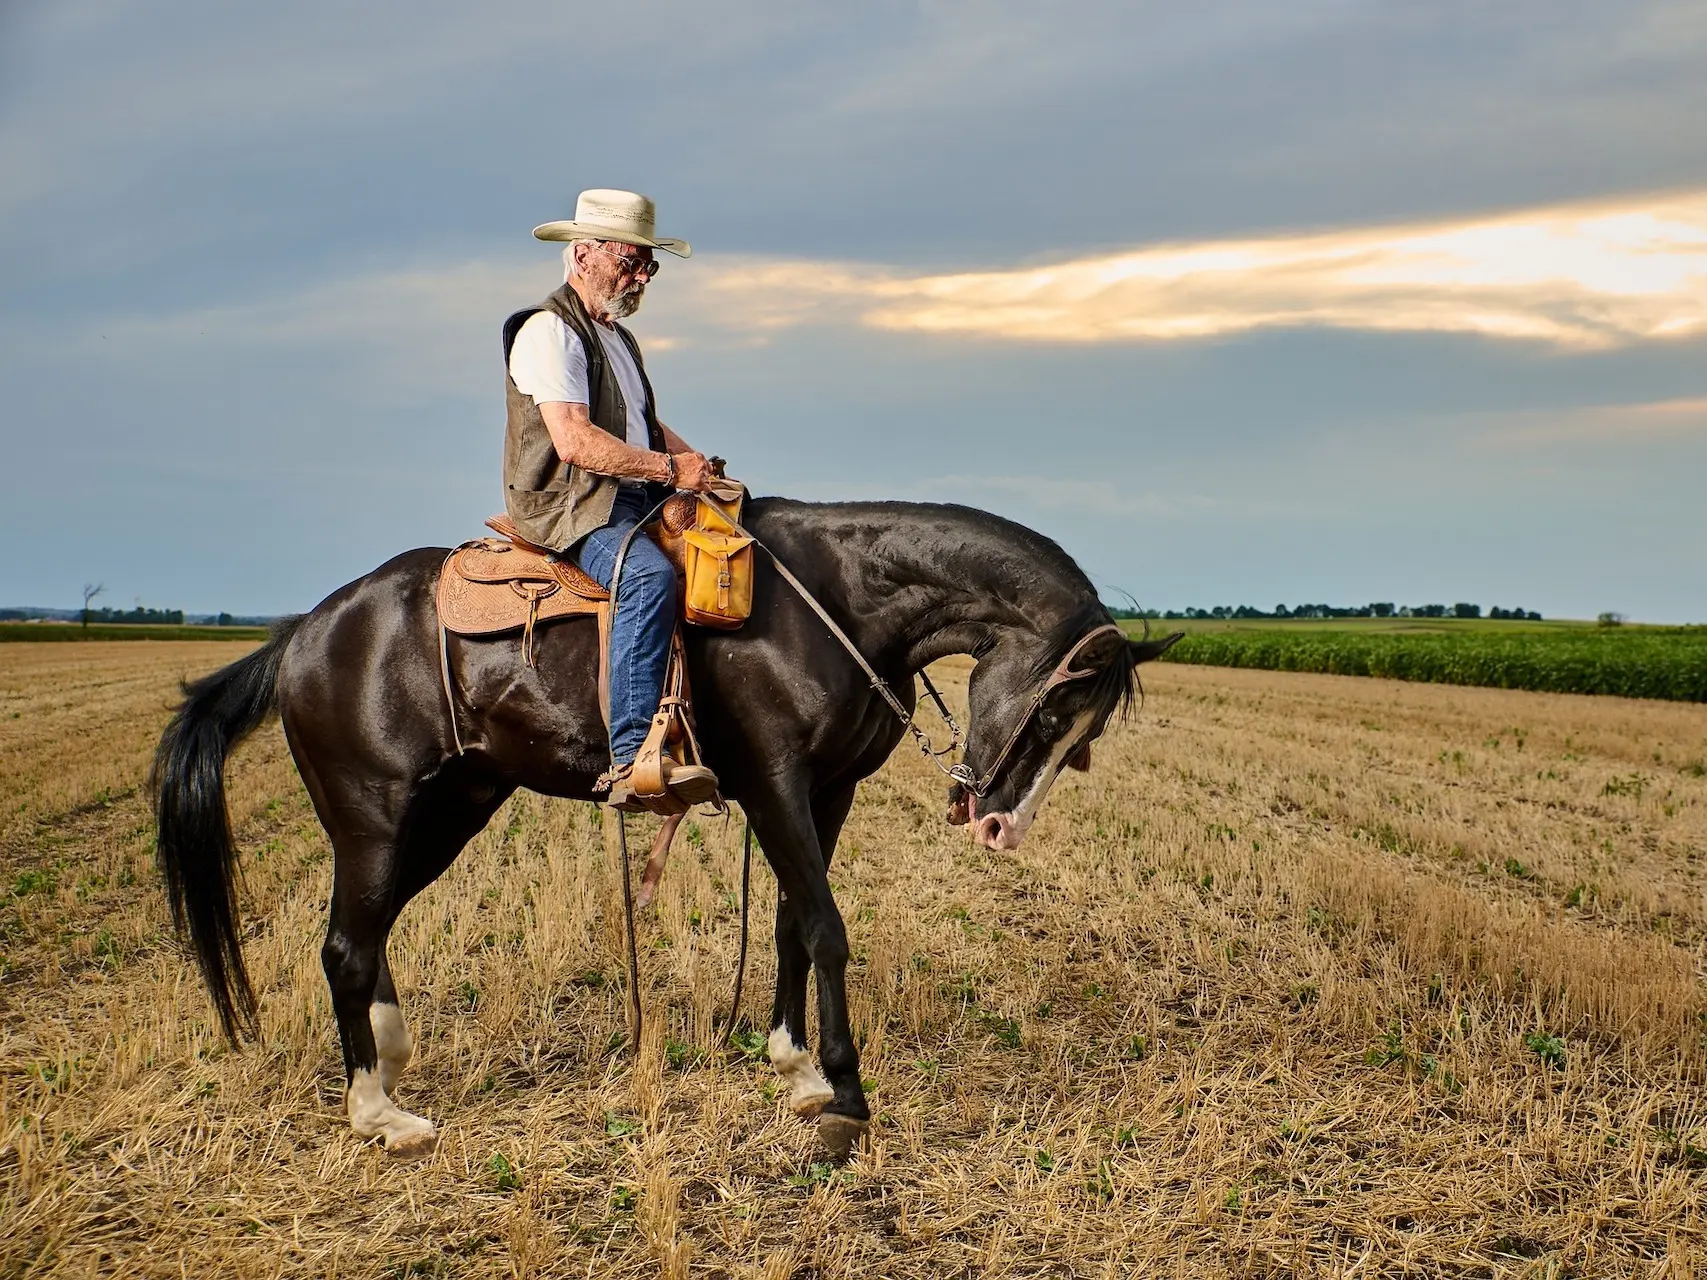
[
  {"x1": 952, "y1": 505, "x2": 1138, "y2": 725},
  {"x1": 753, "y1": 498, "x2": 1135, "y2": 716},
  {"x1": 1033, "y1": 598, "x2": 1140, "y2": 725}
]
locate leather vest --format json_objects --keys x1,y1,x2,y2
[{"x1": 500, "y1": 284, "x2": 665, "y2": 551}]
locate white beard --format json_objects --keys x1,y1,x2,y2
[{"x1": 602, "y1": 284, "x2": 644, "y2": 319}]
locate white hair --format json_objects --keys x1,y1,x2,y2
[{"x1": 562, "y1": 239, "x2": 599, "y2": 281}]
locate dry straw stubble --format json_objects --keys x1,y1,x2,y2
[{"x1": 1, "y1": 642, "x2": 1705, "y2": 1276}]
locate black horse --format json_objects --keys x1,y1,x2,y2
[{"x1": 152, "y1": 499, "x2": 1179, "y2": 1159}]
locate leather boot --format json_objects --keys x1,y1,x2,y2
[{"x1": 661, "y1": 758, "x2": 719, "y2": 805}]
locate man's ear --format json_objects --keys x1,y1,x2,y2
[{"x1": 1128, "y1": 632, "x2": 1185, "y2": 666}]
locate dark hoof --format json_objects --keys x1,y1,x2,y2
[{"x1": 817, "y1": 1112, "x2": 868, "y2": 1161}]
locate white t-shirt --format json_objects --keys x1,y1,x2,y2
[{"x1": 507, "y1": 309, "x2": 651, "y2": 450}]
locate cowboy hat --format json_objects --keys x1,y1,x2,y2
[{"x1": 532, "y1": 189, "x2": 691, "y2": 258}]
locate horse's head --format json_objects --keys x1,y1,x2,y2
[{"x1": 949, "y1": 623, "x2": 1181, "y2": 850}]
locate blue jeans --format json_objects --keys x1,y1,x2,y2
[{"x1": 573, "y1": 486, "x2": 678, "y2": 764}]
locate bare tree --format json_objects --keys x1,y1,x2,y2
[{"x1": 81, "y1": 583, "x2": 104, "y2": 630}]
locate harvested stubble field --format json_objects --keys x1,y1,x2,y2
[{"x1": 3, "y1": 640, "x2": 1707, "y2": 1278}]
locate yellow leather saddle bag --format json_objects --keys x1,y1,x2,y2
[{"x1": 681, "y1": 489, "x2": 754, "y2": 630}]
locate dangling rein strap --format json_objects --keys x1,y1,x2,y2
[{"x1": 729, "y1": 523, "x2": 967, "y2": 776}]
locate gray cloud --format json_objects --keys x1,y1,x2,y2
[{"x1": 2, "y1": 0, "x2": 1705, "y2": 619}]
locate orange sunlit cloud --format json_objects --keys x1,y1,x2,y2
[{"x1": 695, "y1": 191, "x2": 1707, "y2": 348}]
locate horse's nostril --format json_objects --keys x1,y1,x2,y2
[{"x1": 976, "y1": 815, "x2": 1005, "y2": 845}]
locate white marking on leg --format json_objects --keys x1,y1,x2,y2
[
  {"x1": 346, "y1": 1067, "x2": 437, "y2": 1159},
  {"x1": 769, "y1": 1024, "x2": 834, "y2": 1117},
  {"x1": 369, "y1": 1001, "x2": 413, "y2": 1095}
]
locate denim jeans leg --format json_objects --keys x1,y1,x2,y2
[{"x1": 572, "y1": 490, "x2": 679, "y2": 764}]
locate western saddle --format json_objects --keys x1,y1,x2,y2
[{"x1": 435, "y1": 487, "x2": 750, "y2": 825}]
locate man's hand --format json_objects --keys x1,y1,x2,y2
[{"x1": 671, "y1": 451, "x2": 717, "y2": 492}]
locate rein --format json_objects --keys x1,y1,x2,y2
[
  {"x1": 607, "y1": 497, "x2": 675, "y2": 1050},
  {"x1": 729, "y1": 516, "x2": 1124, "y2": 800},
  {"x1": 601, "y1": 493, "x2": 1122, "y2": 1053}
]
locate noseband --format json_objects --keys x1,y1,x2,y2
[{"x1": 943, "y1": 622, "x2": 1124, "y2": 798}]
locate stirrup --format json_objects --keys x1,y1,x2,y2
[
  {"x1": 627, "y1": 632, "x2": 720, "y2": 811},
  {"x1": 595, "y1": 766, "x2": 650, "y2": 815}
]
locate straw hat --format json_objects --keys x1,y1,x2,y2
[{"x1": 531, "y1": 189, "x2": 691, "y2": 258}]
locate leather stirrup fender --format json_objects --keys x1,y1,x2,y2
[{"x1": 596, "y1": 600, "x2": 613, "y2": 730}]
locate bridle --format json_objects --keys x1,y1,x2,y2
[
  {"x1": 939, "y1": 622, "x2": 1125, "y2": 798},
  {"x1": 603, "y1": 496, "x2": 1124, "y2": 1048},
  {"x1": 736, "y1": 516, "x2": 1124, "y2": 799}
]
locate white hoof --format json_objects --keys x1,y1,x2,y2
[
  {"x1": 769, "y1": 1026, "x2": 835, "y2": 1118},
  {"x1": 347, "y1": 1068, "x2": 437, "y2": 1159}
]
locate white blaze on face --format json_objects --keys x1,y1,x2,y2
[
  {"x1": 768, "y1": 1025, "x2": 835, "y2": 1117},
  {"x1": 981, "y1": 706, "x2": 1100, "y2": 849}
]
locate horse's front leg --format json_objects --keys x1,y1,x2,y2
[
  {"x1": 769, "y1": 891, "x2": 833, "y2": 1118},
  {"x1": 748, "y1": 783, "x2": 868, "y2": 1158}
]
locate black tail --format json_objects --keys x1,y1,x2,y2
[{"x1": 150, "y1": 615, "x2": 305, "y2": 1040}]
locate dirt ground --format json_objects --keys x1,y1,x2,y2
[{"x1": 2, "y1": 640, "x2": 1705, "y2": 1278}]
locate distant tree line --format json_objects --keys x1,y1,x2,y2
[
  {"x1": 1106, "y1": 602, "x2": 1544, "y2": 621},
  {"x1": 0, "y1": 606, "x2": 275, "y2": 626},
  {"x1": 85, "y1": 606, "x2": 186, "y2": 625}
]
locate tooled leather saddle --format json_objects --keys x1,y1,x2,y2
[{"x1": 435, "y1": 495, "x2": 705, "y2": 660}]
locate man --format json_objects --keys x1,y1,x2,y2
[{"x1": 501, "y1": 188, "x2": 718, "y2": 809}]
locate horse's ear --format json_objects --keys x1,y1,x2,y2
[
  {"x1": 1082, "y1": 626, "x2": 1130, "y2": 666},
  {"x1": 1128, "y1": 632, "x2": 1185, "y2": 666}
]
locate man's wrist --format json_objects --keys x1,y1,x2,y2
[{"x1": 659, "y1": 452, "x2": 677, "y2": 487}]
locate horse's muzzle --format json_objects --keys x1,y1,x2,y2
[{"x1": 972, "y1": 810, "x2": 1025, "y2": 851}]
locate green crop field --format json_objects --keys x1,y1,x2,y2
[
  {"x1": 1124, "y1": 618, "x2": 1707, "y2": 702},
  {"x1": 0, "y1": 623, "x2": 271, "y2": 643},
  {"x1": 1136, "y1": 615, "x2": 1591, "y2": 636}
]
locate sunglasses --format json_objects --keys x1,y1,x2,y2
[{"x1": 590, "y1": 243, "x2": 660, "y2": 280}]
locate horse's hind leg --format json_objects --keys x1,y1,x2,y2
[
  {"x1": 322, "y1": 839, "x2": 439, "y2": 1159},
  {"x1": 371, "y1": 950, "x2": 412, "y2": 1095},
  {"x1": 343, "y1": 778, "x2": 515, "y2": 1160},
  {"x1": 373, "y1": 781, "x2": 515, "y2": 1093}
]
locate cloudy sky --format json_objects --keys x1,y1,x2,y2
[{"x1": 2, "y1": 0, "x2": 1704, "y2": 620}]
